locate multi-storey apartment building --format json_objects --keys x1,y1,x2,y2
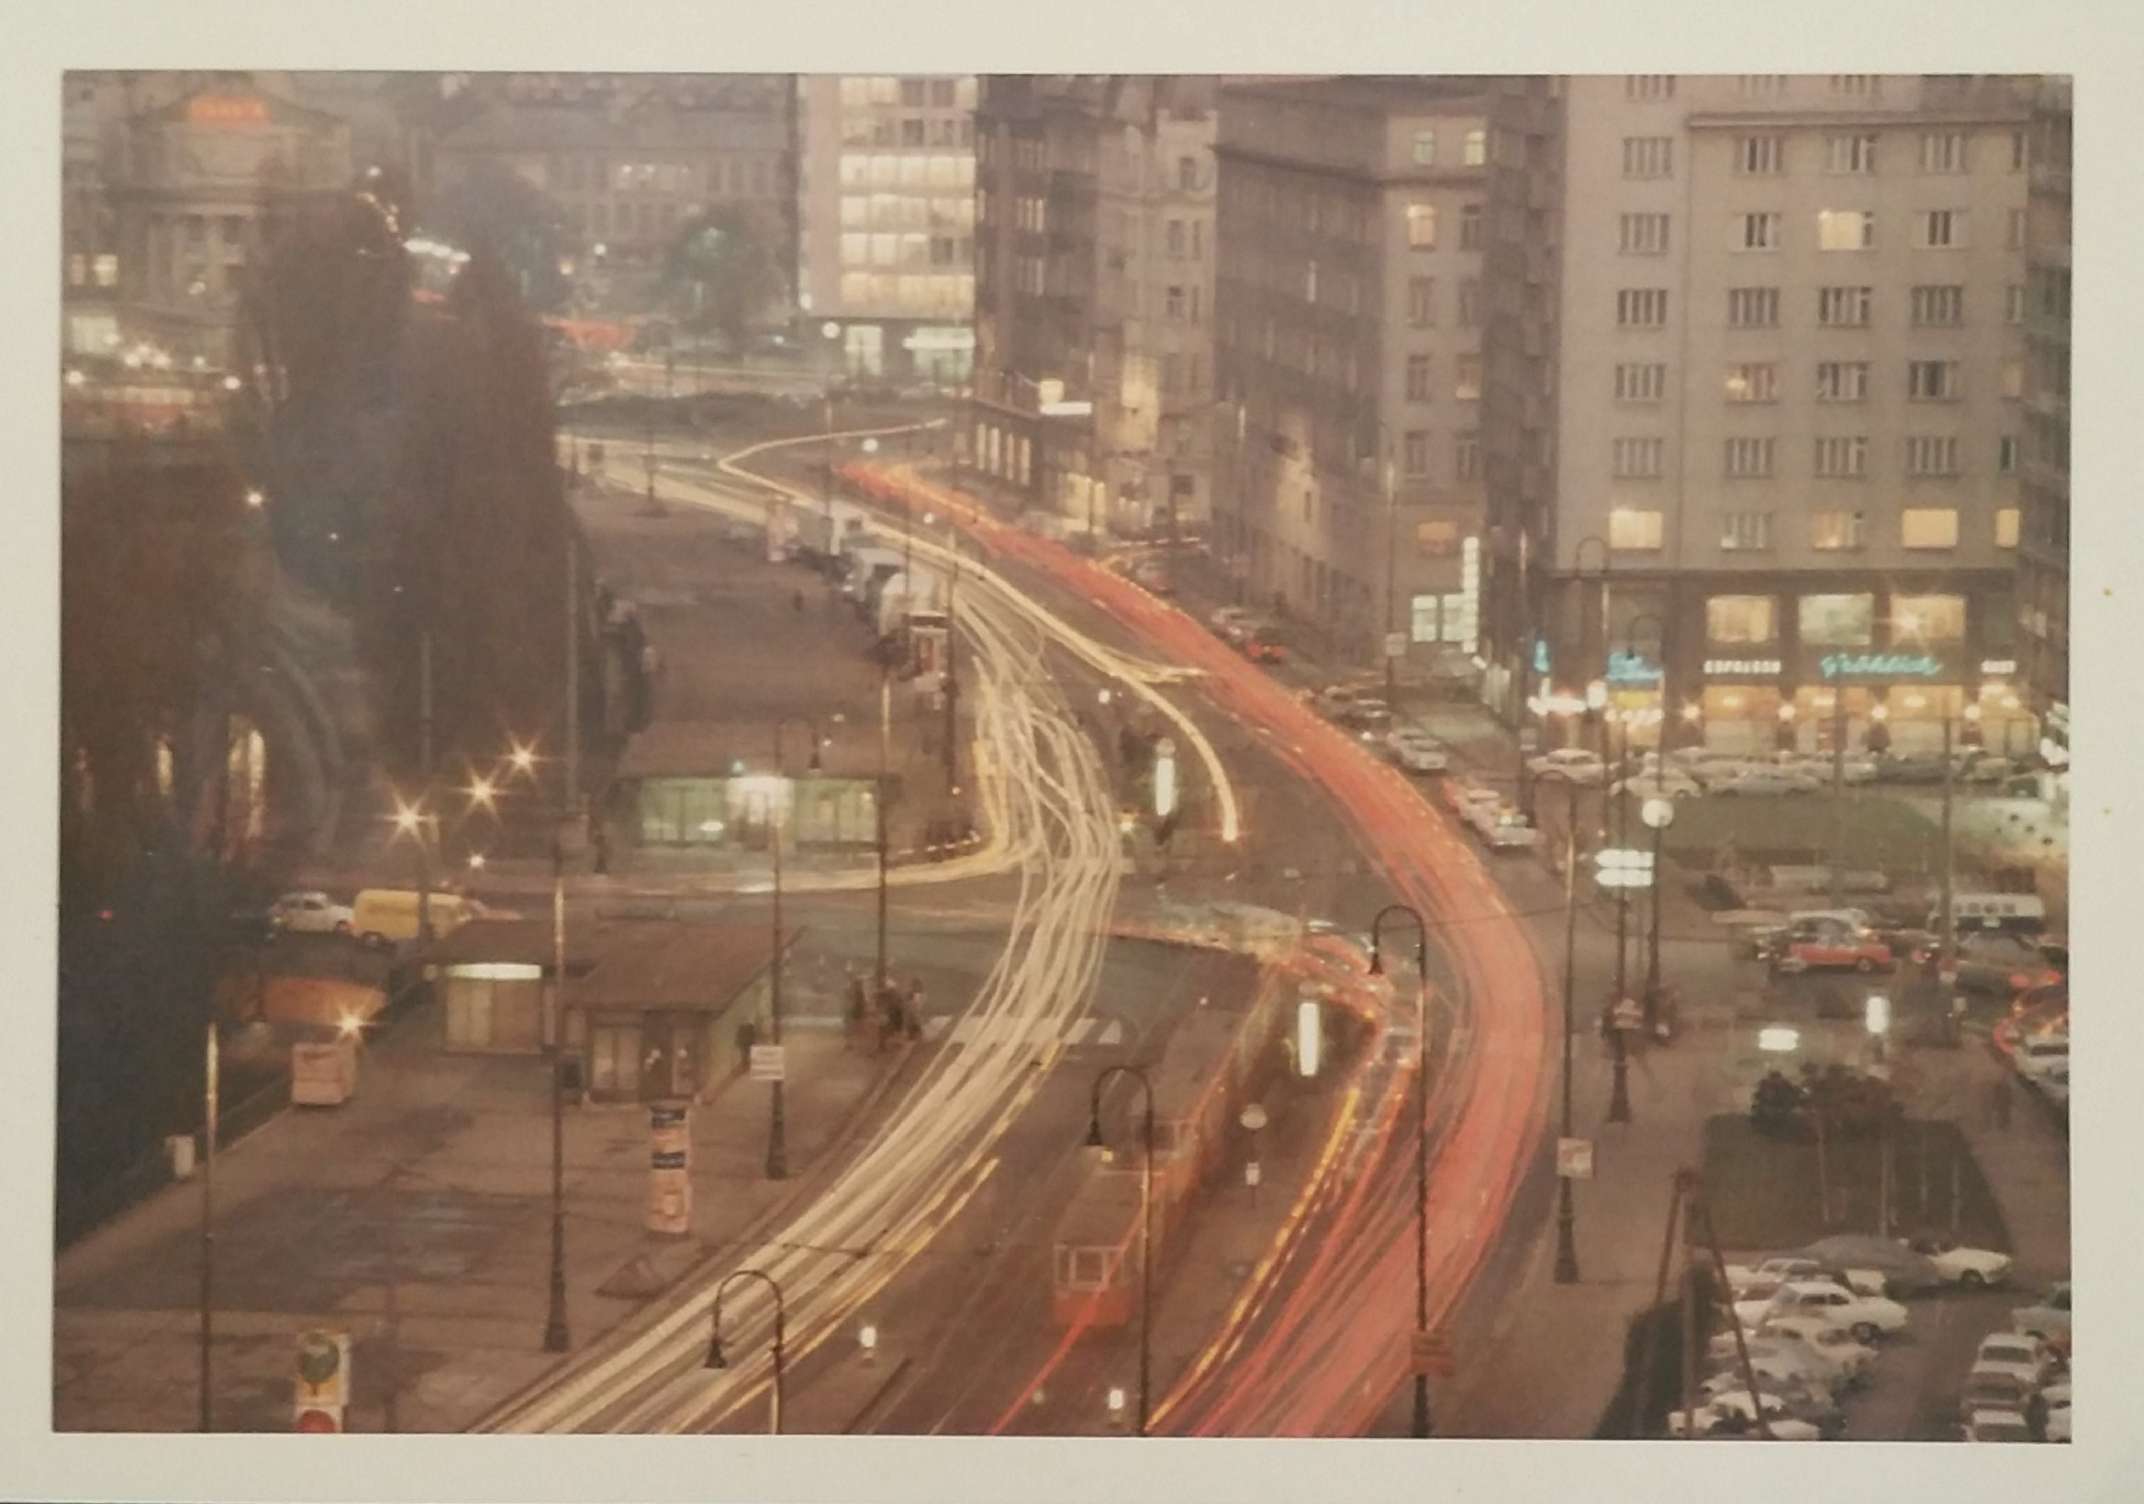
[
  {"x1": 1481, "y1": 74, "x2": 2036, "y2": 757},
  {"x1": 795, "y1": 74, "x2": 977, "y2": 383},
  {"x1": 1212, "y1": 77, "x2": 1490, "y2": 668},
  {"x1": 2018, "y1": 76, "x2": 2071, "y2": 787},
  {"x1": 969, "y1": 75, "x2": 1217, "y2": 537}
]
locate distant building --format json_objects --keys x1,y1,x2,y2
[
  {"x1": 2018, "y1": 76, "x2": 2070, "y2": 786},
  {"x1": 1480, "y1": 74, "x2": 2037, "y2": 759},
  {"x1": 970, "y1": 75, "x2": 1218, "y2": 539},
  {"x1": 431, "y1": 97, "x2": 789, "y2": 270},
  {"x1": 1211, "y1": 77, "x2": 1491, "y2": 669},
  {"x1": 108, "y1": 82, "x2": 352, "y2": 370},
  {"x1": 794, "y1": 74, "x2": 978, "y2": 382}
]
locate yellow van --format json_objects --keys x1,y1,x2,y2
[{"x1": 352, "y1": 889, "x2": 474, "y2": 949}]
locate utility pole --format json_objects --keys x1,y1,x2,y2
[
  {"x1": 1608, "y1": 710, "x2": 1632, "y2": 1125},
  {"x1": 942, "y1": 539, "x2": 959, "y2": 792},
  {"x1": 1828, "y1": 689, "x2": 1848, "y2": 907},
  {"x1": 1554, "y1": 777, "x2": 1581, "y2": 1284},
  {"x1": 565, "y1": 537, "x2": 580, "y2": 824},
  {"x1": 1939, "y1": 711, "x2": 1958, "y2": 970},
  {"x1": 418, "y1": 632, "x2": 434, "y2": 946},
  {"x1": 876, "y1": 670, "x2": 891, "y2": 999},
  {"x1": 542, "y1": 834, "x2": 571, "y2": 1353},
  {"x1": 198, "y1": 1016, "x2": 218, "y2": 1433}
]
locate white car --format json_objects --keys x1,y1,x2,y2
[
  {"x1": 2014, "y1": 1033, "x2": 2070, "y2": 1085},
  {"x1": 1763, "y1": 1280, "x2": 1909, "y2": 1342},
  {"x1": 1612, "y1": 767, "x2": 1703, "y2": 800},
  {"x1": 1754, "y1": 1315, "x2": 1878, "y2": 1386},
  {"x1": 1962, "y1": 1408, "x2": 2035, "y2": 1444},
  {"x1": 2010, "y1": 1282, "x2": 2072, "y2": 1345},
  {"x1": 1526, "y1": 748, "x2": 1606, "y2": 785},
  {"x1": 1386, "y1": 729, "x2": 1450, "y2": 774},
  {"x1": 1700, "y1": 1346, "x2": 1833, "y2": 1403},
  {"x1": 1903, "y1": 1235, "x2": 2014, "y2": 1288},
  {"x1": 2045, "y1": 1401, "x2": 2072, "y2": 1442},
  {"x1": 270, "y1": 890, "x2": 354, "y2": 936},
  {"x1": 1712, "y1": 767, "x2": 1823, "y2": 797},
  {"x1": 1665, "y1": 1389, "x2": 1822, "y2": 1440},
  {"x1": 1971, "y1": 1332, "x2": 2062, "y2": 1390},
  {"x1": 1208, "y1": 605, "x2": 1254, "y2": 635}
]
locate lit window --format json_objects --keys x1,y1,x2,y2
[
  {"x1": 1809, "y1": 514, "x2": 1868, "y2": 554},
  {"x1": 1707, "y1": 594, "x2": 1777, "y2": 642},
  {"x1": 1455, "y1": 354, "x2": 1482, "y2": 401},
  {"x1": 1406, "y1": 203, "x2": 1437, "y2": 249},
  {"x1": 1818, "y1": 209, "x2": 1877, "y2": 250},
  {"x1": 1799, "y1": 593, "x2": 1875, "y2": 644},
  {"x1": 1995, "y1": 507, "x2": 2021, "y2": 547},
  {"x1": 1724, "y1": 364, "x2": 1776, "y2": 403},
  {"x1": 1411, "y1": 129, "x2": 1438, "y2": 166},
  {"x1": 1901, "y1": 509, "x2": 1961, "y2": 549},
  {"x1": 1892, "y1": 593, "x2": 1966, "y2": 639},
  {"x1": 1463, "y1": 129, "x2": 1487, "y2": 166},
  {"x1": 1609, "y1": 508, "x2": 1664, "y2": 550}
]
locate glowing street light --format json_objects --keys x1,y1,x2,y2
[{"x1": 244, "y1": 489, "x2": 265, "y2": 509}]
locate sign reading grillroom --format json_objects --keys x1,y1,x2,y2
[{"x1": 1818, "y1": 652, "x2": 1942, "y2": 680}]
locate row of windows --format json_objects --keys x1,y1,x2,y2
[
  {"x1": 1634, "y1": 76, "x2": 1907, "y2": 103},
  {"x1": 546, "y1": 157, "x2": 778, "y2": 197},
  {"x1": 836, "y1": 154, "x2": 976, "y2": 191},
  {"x1": 844, "y1": 193, "x2": 974, "y2": 233},
  {"x1": 1705, "y1": 589, "x2": 1976, "y2": 650},
  {"x1": 1613, "y1": 357, "x2": 2023, "y2": 404},
  {"x1": 1621, "y1": 281, "x2": 2029, "y2": 330},
  {"x1": 1608, "y1": 505, "x2": 2013, "y2": 553},
  {"x1": 1393, "y1": 430, "x2": 1482, "y2": 481},
  {"x1": 838, "y1": 114, "x2": 973, "y2": 150},
  {"x1": 837, "y1": 232, "x2": 974, "y2": 270},
  {"x1": 1401, "y1": 353, "x2": 1484, "y2": 402},
  {"x1": 1405, "y1": 201, "x2": 1485, "y2": 251},
  {"x1": 1404, "y1": 275, "x2": 1481, "y2": 327},
  {"x1": 1625, "y1": 127, "x2": 2027, "y2": 181},
  {"x1": 838, "y1": 76, "x2": 972, "y2": 111},
  {"x1": 1610, "y1": 432, "x2": 2011, "y2": 479},
  {"x1": 1408, "y1": 125, "x2": 1490, "y2": 168},
  {"x1": 1616, "y1": 206, "x2": 2019, "y2": 255}
]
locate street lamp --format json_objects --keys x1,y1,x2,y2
[
  {"x1": 387, "y1": 795, "x2": 436, "y2": 945},
  {"x1": 1538, "y1": 769, "x2": 1586, "y2": 1284},
  {"x1": 543, "y1": 817, "x2": 573, "y2": 1354},
  {"x1": 1085, "y1": 1065, "x2": 1156, "y2": 1437},
  {"x1": 1640, "y1": 795, "x2": 1676, "y2": 1027},
  {"x1": 704, "y1": 1268, "x2": 787, "y2": 1435},
  {"x1": 765, "y1": 717, "x2": 824, "y2": 1180},
  {"x1": 1368, "y1": 904, "x2": 1435, "y2": 1439}
]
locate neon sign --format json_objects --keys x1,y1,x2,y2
[{"x1": 1818, "y1": 652, "x2": 1942, "y2": 680}]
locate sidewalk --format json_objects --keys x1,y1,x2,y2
[{"x1": 53, "y1": 999, "x2": 907, "y2": 1433}]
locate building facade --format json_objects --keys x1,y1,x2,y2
[
  {"x1": 95, "y1": 80, "x2": 353, "y2": 371},
  {"x1": 2018, "y1": 76, "x2": 2071, "y2": 784},
  {"x1": 795, "y1": 74, "x2": 978, "y2": 382},
  {"x1": 432, "y1": 97, "x2": 790, "y2": 269},
  {"x1": 970, "y1": 75, "x2": 1218, "y2": 539},
  {"x1": 1481, "y1": 74, "x2": 2037, "y2": 757},
  {"x1": 1211, "y1": 78, "x2": 1490, "y2": 669}
]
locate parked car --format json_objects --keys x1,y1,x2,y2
[
  {"x1": 1526, "y1": 748, "x2": 1606, "y2": 785},
  {"x1": 1611, "y1": 766, "x2": 1703, "y2": 800},
  {"x1": 2012, "y1": 1032, "x2": 2071, "y2": 1086},
  {"x1": 1698, "y1": 1368, "x2": 1844, "y2": 1433},
  {"x1": 1797, "y1": 1234, "x2": 1945, "y2": 1294},
  {"x1": 2044, "y1": 1399, "x2": 2073, "y2": 1442},
  {"x1": 1443, "y1": 780, "x2": 1502, "y2": 816},
  {"x1": 1701, "y1": 1336, "x2": 1834, "y2": 1394},
  {"x1": 226, "y1": 900, "x2": 283, "y2": 945},
  {"x1": 1713, "y1": 766, "x2": 1823, "y2": 797},
  {"x1": 270, "y1": 890, "x2": 354, "y2": 937},
  {"x1": 1904, "y1": 1234, "x2": 2014, "y2": 1288},
  {"x1": 1207, "y1": 605, "x2": 1254, "y2": 636},
  {"x1": 1763, "y1": 1280, "x2": 1910, "y2": 1342},
  {"x1": 1470, "y1": 803, "x2": 1540, "y2": 850},
  {"x1": 1336, "y1": 698, "x2": 1395, "y2": 735},
  {"x1": 1242, "y1": 623, "x2": 1288, "y2": 664},
  {"x1": 1971, "y1": 1332, "x2": 2063, "y2": 1389},
  {"x1": 1745, "y1": 1258, "x2": 1886, "y2": 1298},
  {"x1": 1386, "y1": 729, "x2": 1450, "y2": 774},
  {"x1": 1962, "y1": 1407, "x2": 2037, "y2": 1444},
  {"x1": 1957, "y1": 1369, "x2": 2042, "y2": 1427},
  {"x1": 1664, "y1": 1388, "x2": 1822, "y2": 1440},
  {"x1": 1755, "y1": 1315, "x2": 1879, "y2": 1386}
]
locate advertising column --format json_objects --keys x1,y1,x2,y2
[{"x1": 647, "y1": 1102, "x2": 692, "y2": 1237}]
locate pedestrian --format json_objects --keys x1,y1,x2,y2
[
  {"x1": 793, "y1": 588, "x2": 806, "y2": 613},
  {"x1": 846, "y1": 969, "x2": 868, "y2": 1044},
  {"x1": 904, "y1": 979, "x2": 925, "y2": 1041}
]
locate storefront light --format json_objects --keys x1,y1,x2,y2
[
  {"x1": 1870, "y1": 703, "x2": 1889, "y2": 723},
  {"x1": 1777, "y1": 703, "x2": 1796, "y2": 722},
  {"x1": 1722, "y1": 694, "x2": 1744, "y2": 711},
  {"x1": 1681, "y1": 703, "x2": 1702, "y2": 722},
  {"x1": 1903, "y1": 694, "x2": 1927, "y2": 711}
]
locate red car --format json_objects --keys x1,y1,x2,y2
[
  {"x1": 1243, "y1": 625, "x2": 1287, "y2": 664},
  {"x1": 1773, "y1": 922, "x2": 1895, "y2": 975}
]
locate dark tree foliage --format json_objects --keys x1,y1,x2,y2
[
  {"x1": 665, "y1": 204, "x2": 785, "y2": 346},
  {"x1": 426, "y1": 162, "x2": 572, "y2": 313}
]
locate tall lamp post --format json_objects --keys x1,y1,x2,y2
[
  {"x1": 704, "y1": 1268, "x2": 787, "y2": 1435},
  {"x1": 1085, "y1": 1065, "x2": 1156, "y2": 1437},
  {"x1": 198, "y1": 1007, "x2": 218, "y2": 1431},
  {"x1": 1367, "y1": 904, "x2": 1435, "y2": 1439},
  {"x1": 1540, "y1": 769, "x2": 1585, "y2": 1283},
  {"x1": 765, "y1": 718, "x2": 823, "y2": 1180},
  {"x1": 1640, "y1": 795, "x2": 1677, "y2": 1023},
  {"x1": 1376, "y1": 422, "x2": 1401, "y2": 706}
]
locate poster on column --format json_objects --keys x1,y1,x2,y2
[{"x1": 647, "y1": 1102, "x2": 692, "y2": 1236}]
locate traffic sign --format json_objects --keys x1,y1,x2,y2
[
  {"x1": 294, "y1": 1329, "x2": 349, "y2": 1408},
  {"x1": 1612, "y1": 997, "x2": 1644, "y2": 1031},
  {"x1": 750, "y1": 1044, "x2": 786, "y2": 1082},
  {"x1": 1556, "y1": 1137, "x2": 1595, "y2": 1180},
  {"x1": 294, "y1": 1405, "x2": 343, "y2": 1434}
]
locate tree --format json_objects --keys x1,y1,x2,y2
[
  {"x1": 665, "y1": 205, "x2": 784, "y2": 347},
  {"x1": 425, "y1": 162, "x2": 571, "y2": 313},
  {"x1": 1749, "y1": 1069, "x2": 1807, "y2": 1140}
]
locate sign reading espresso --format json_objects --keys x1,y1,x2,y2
[
  {"x1": 1817, "y1": 652, "x2": 1943, "y2": 680},
  {"x1": 1703, "y1": 657, "x2": 1782, "y2": 677}
]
